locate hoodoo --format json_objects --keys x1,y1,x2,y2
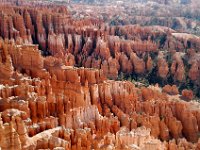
[{"x1": 0, "y1": 0, "x2": 200, "y2": 149}]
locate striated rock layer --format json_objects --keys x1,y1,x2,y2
[
  {"x1": 0, "y1": 1, "x2": 199, "y2": 150},
  {"x1": 0, "y1": 2, "x2": 199, "y2": 97},
  {"x1": 0, "y1": 37, "x2": 199, "y2": 149}
]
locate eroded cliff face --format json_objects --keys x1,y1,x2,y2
[
  {"x1": 0, "y1": 37, "x2": 200, "y2": 149},
  {"x1": 0, "y1": 1, "x2": 200, "y2": 150},
  {"x1": 0, "y1": 4, "x2": 199, "y2": 98}
]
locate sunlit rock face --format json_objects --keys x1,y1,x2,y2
[
  {"x1": 0, "y1": 3, "x2": 199, "y2": 88},
  {"x1": 0, "y1": 37, "x2": 200, "y2": 149},
  {"x1": 0, "y1": 0, "x2": 200, "y2": 150}
]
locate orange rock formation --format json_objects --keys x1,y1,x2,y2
[{"x1": 0, "y1": 1, "x2": 199, "y2": 150}]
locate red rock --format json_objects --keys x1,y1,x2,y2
[
  {"x1": 179, "y1": 110, "x2": 198, "y2": 142},
  {"x1": 181, "y1": 89, "x2": 194, "y2": 101},
  {"x1": 119, "y1": 52, "x2": 133, "y2": 74},
  {"x1": 95, "y1": 38, "x2": 110, "y2": 60},
  {"x1": 146, "y1": 55, "x2": 153, "y2": 71},
  {"x1": 48, "y1": 33, "x2": 65, "y2": 56},
  {"x1": 130, "y1": 52, "x2": 145, "y2": 74},
  {"x1": 170, "y1": 53, "x2": 185, "y2": 81},
  {"x1": 157, "y1": 56, "x2": 169, "y2": 79},
  {"x1": 159, "y1": 119, "x2": 169, "y2": 141},
  {"x1": 64, "y1": 53, "x2": 75, "y2": 66},
  {"x1": 165, "y1": 116, "x2": 183, "y2": 139},
  {"x1": 188, "y1": 62, "x2": 199, "y2": 81},
  {"x1": 162, "y1": 85, "x2": 179, "y2": 95},
  {"x1": 0, "y1": 3, "x2": 199, "y2": 150}
]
